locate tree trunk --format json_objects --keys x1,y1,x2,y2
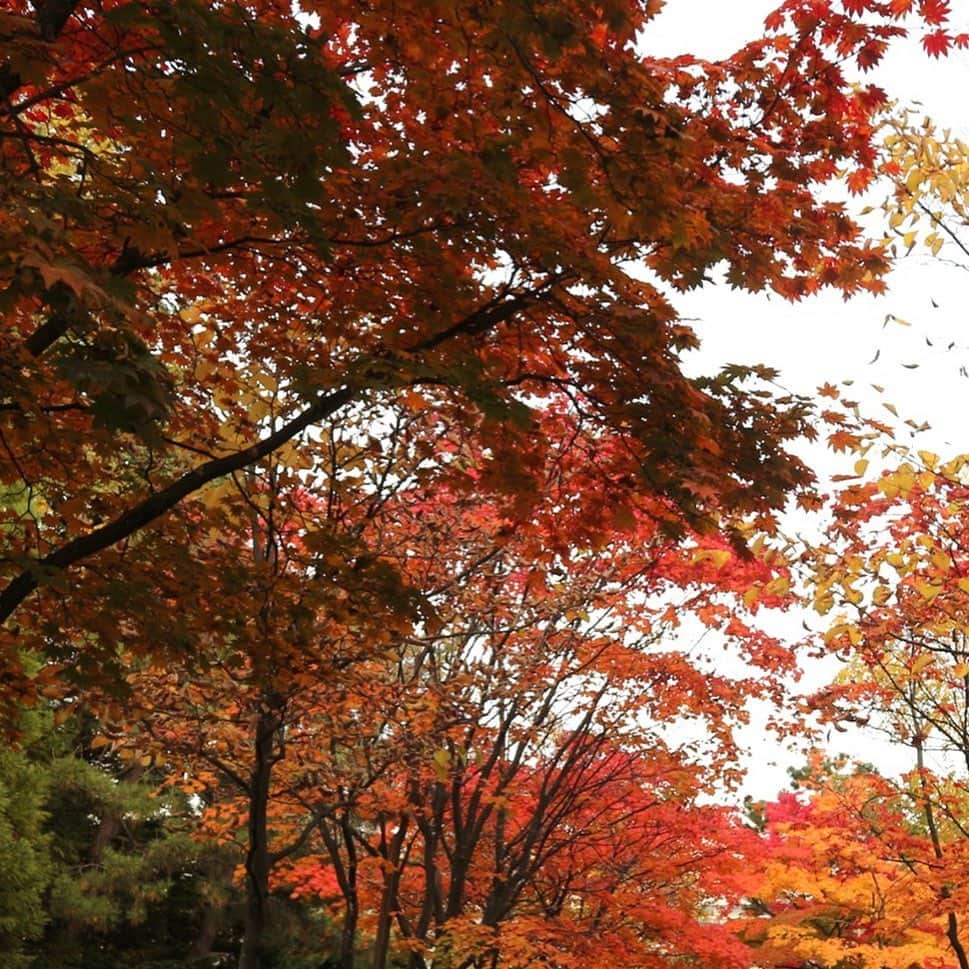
[
  {"x1": 370, "y1": 815, "x2": 408, "y2": 969},
  {"x1": 340, "y1": 890, "x2": 359, "y2": 969},
  {"x1": 321, "y1": 809, "x2": 360, "y2": 969},
  {"x1": 238, "y1": 697, "x2": 282, "y2": 969}
]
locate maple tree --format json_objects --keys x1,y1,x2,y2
[
  {"x1": 742, "y1": 758, "x2": 958, "y2": 969},
  {"x1": 282, "y1": 740, "x2": 762, "y2": 969},
  {"x1": 1, "y1": 0, "x2": 964, "y2": 702},
  {"x1": 802, "y1": 454, "x2": 969, "y2": 968},
  {"x1": 76, "y1": 408, "x2": 798, "y2": 966}
]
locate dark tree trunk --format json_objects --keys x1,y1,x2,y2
[
  {"x1": 370, "y1": 816, "x2": 408, "y2": 969},
  {"x1": 338, "y1": 818, "x2": 359, "y2": 969},
  {"x1": 321, "y1": 808, "x2": 360, "y2": 969},
  {"x1": 239, "y1": 696, "x2": 282, "y2": 969}
]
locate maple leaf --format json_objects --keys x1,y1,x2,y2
[
  {"x1": 923, "y1": 28, "x2": 952, "y2": 56},
  {"x1": 829, "y1": 429, "x2": 862, "y2": 452},
  {"x1": 919, "y1": 0, "x2": 953, "y2": 26}
]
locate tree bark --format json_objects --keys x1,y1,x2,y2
[
  {"x1": 319, "y1": 809, "x2": 360, "y2": 969},
  {"x1": 238, "y1": 695, "x2": 283, "y2": 969},
  {"x1": 337, "y1": 813, "x2": 359, "y2": 969},
  {"x1": 370, "y1": 815, "x2": 408, "y2": 969}
]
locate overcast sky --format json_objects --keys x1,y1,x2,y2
[
  {"x1": 644, "y1": 2, "x2": 969, "y2": 797},
  {"x1": 647, "y1": 1, "x2": 969, "y2": 455}
]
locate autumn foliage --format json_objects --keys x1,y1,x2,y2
[
  {"x1": 2, "y1": 0, "x2": 969, "y2": 966},
  {"x1": 4, "y1": 0, "x2": 951, "y2": 665},
  {"x1": 744, "y1": 762, "x2": 958, "y2": 969}
]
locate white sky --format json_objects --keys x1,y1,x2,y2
[
  {"x1": 644, "y1": 1, "x2": 969, "y2": 797},
  {"x1": 647, "y1": 1, "x2": 969, "y2": 452}
]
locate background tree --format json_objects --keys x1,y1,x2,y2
[
  {"x1": 804, "y1": 454, "x2": 969, "y2": 968},
  {"x1": 0, "y1": 705, "x2": 51, "y2": 968},
  {"x1": 0, "y1": 698, "x2": 244, "y2": 969},
  {"x1": 742, "y1": 758, "x2": 955, "y2": 969},
  {"x1": 67, "y1": 405, "x2": 802, "y2": 967}
]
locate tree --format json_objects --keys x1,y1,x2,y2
[
  {"x1": 267, "y1": 530, "x2": 782, "y2": 969},
  {"x1": 286, "y1": 740, "x2": 763, "y2": 969},
  {"x1": 742, "y1": 758, "x2": 956, "y2": 969},
  {"x1": 0, "y1": 707, "x2": 51, "y2": 968},
  {"x1": 805, "y1": 454, "x2": 969, "y2": 968},
  {"x1": 77, "y1": 405, "x2": 801, "y2": 967},
  {"x1": 1, "y1": 0, "x2": 960, "y2": 700},
  {"x1": 0, "y1": 697, "x2": 241, "y2": 969}
]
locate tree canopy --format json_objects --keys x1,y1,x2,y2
[
  {"x1": 1, "y1": 0, "x2": 936, "y2": 673},
  {"x1": 4, "y1": 1, "x2": 969, "y2": 967}
]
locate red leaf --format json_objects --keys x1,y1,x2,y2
[
  {"x1": 919, "y1": 0, "x2": 952, "y2": 26},
  {"x1": 922, "y1": 28, "x2": 952, "y2": 56}
]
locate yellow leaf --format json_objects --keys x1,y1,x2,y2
[
  {"x1": 906, "y1": 169, "x2": 924, "y2": 192},
  {"x1": 878, "y1": 476, "x2": 899, "y2": 499},
  {"x1": 244, "y1": 395, "x2": 271, "y2": 422},
  {"x1": 432, "y1": 748, "x2": 450, "y2": 781},
  {"x1": 196, "y1": 357, "x2": 217, "y2": 381},
  {"x1": 765, "y1": 576, "x2": 791, "y2": 597},
  {"x1": 815, "y1": 591, "x2": 835, "y2": 614},
  {"x1": 930, "y1": 549, "x2": 952, "y2": 572},
  {"x1": 896, "y1": 467, "x2": 916, "y2": 496},
  {"x1": 694, "y1": 548, "x2": 731, "y2": 569}
]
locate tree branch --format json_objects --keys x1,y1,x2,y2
[
  {"x1": 0, "y1": 384, "x2": 354, "y2": 624},
  {"x1": 2, "y1": 281, "x2": 546, "y2": 625}
]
